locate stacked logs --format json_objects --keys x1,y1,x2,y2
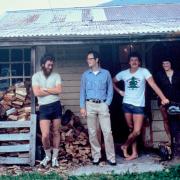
[
  {"x1": 0, "y1": 82, "x2": 31, "y2": 121},
  {"x1": 59, "y1": 122, "x2": 91, "y2": 165}
]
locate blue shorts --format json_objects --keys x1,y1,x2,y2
[
  {"x1": 39, "y1": 101, "x2": 62, "y2": 120},
  {"x1": 122, "y1": 103, "x2": 144, "y2": 115}
]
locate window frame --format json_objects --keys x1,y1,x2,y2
[{"x1": 0, "y1": 48, "x2": 31, "y2": 90}]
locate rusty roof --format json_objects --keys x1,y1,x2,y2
[{"x1": 0, "y1": 4, "x2": 179, "y2": 38}]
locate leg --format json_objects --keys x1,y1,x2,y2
[
  {"x1": 51, "y1": 119, "x2": 61, "y2": 167},
  {"x1": 86, "y1": 102, "x2": 101, "y2": 161},
  {"x1": 121, "y1": 113, "x2": 133, "y2": 158},
  {"x1": 39, "y1": 120, "x2": 51, "y2": 166},
  {"x1": 160, "y1": 106, "x2": 171, "y2": 146},
  {"x1": 52, "y1": 119, "x2": 61, "y2": 149},
  {"x1": 98, "y1": 103, "x2": 116, "y2": 162},
  {"x1": 40, "y1": 120, "x2": 51, "y2": 150},
  {"x1": 96, "y1": 119, "x2": 102, "y2": 146},
  {"x1": 125, "y1": 114, "x2": 144, "y2": 160}
]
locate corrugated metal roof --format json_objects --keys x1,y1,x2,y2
[{"x1": 0, "y1": 4, "x2": 179, "y2": 38}]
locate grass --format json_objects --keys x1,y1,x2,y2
[{"x1": 0, "y1": 164, "x2": 179, "y2": 180}]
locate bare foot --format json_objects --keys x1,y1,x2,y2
[
  {"x1": 121, "y1": 145, "x2": 130, "y2": 158},
  {"x1": 125, "y1": 154, "x2": 138, "y2": 161}
]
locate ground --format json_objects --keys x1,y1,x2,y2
[{"x1": 0, "y1": 153, "x2": 179, "y2": 177}]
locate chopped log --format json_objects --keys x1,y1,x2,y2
[
  {"x1": 15, "y1": 94, "x2": 26, "y2": 102},
  {"x1": 12, "y1": 101, "x2": 23, "y2": 106},
  {"x1": 8, "y1": 115, "x2": 18, "y2": 121},
  {"x1": 16, "y1": 88, "x2": 27, "y2": 97},
  {"x1": 6, "y1": 108, "x2": 17, "y2": 116}
]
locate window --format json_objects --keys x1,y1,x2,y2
[{"x1": 0, "y1": 48, "x2": 31, "y2": 91}]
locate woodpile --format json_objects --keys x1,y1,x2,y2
[
  {"x1": 0, "y1": 82, "x2": 31, "y2": 121},
  {"x1": 59, "y1": 128, "x2": 91, "y2": 166},
  {"x1": 36, "y1": 114, "x2": 92, "y2": 167}
]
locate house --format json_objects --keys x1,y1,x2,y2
[{"x1": 0, "y1": 3, "x2": 179, "y2": 150}]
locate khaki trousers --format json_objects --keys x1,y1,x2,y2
[{"x1": 86, "y1": 101, "x2": 115, "y2": 161}]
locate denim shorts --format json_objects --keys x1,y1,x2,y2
[
  {"x1": 122, "y1": 103, "x2": 144, "y2": 115},
  {"x1": 39, "y1": 101, "x2": 62, "y2": 120}
]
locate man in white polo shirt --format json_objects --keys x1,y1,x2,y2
[
  {"x1": 113, "y1": 52, "x2": 169, "y2": 160},
  {"x1": 32, "y1": 54, "x2": 62, "y2": 167}
]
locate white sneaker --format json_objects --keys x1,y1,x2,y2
[
  {"x1": 40, "y1": 156, "x2": 51, "y2": 167},
  {"x1": 52, "y1": 158, "x2": 59, "y2": 167}
]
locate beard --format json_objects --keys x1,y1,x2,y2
[{"x1": 42, "y1": 67, "x2": 52, "y2": 77}]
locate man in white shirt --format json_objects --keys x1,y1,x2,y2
[
  {"x1": 32, "y1": 54, "x2": 62, "y2": 167},
  {"x1": 113, "y1": 52, "x2": 169, "y2": 160}
]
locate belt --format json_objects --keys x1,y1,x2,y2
[{"x1": 86, "y1": 99, "x2": 106, "y2": 104}]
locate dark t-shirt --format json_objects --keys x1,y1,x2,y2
[{"x1": 155, "y1": 70, "x2": 180, "y2": 104}]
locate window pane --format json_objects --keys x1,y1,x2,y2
[
  {"x1": 11, "y1": 64, "x2": 23, "y2": 76},
  {"x1": 24, "y1": 49, "x2": 31, "y2": 62},
  {"x1": 0, "y1": 79, "x2": 10, "y2": 91},
  {"x1": 0, "y1": 49, "x2": 9, "y2": 62},
  {"x1": 0, "y1": 64, "x2": 10, "y2": 77},
  {"x1": 24, "y1": 63, "x2": 30, "y2": 76},
  {"x1": 12, "y1": 78, "x2": 23, "y2": 85},
  {"x1": 11, "y1": 49, "x2": 23, "y2": 62}
]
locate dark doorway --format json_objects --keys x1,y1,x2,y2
[{"x1": 100, "y1": 44, "x2": 129, "y2": 143}]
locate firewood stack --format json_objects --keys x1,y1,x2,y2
[
  {"x1": 0, "y1": 82, "x2": 31, "y2": 121},
  {"x1": 58, "y1": 115, "x2": 92, "y2": 166}
]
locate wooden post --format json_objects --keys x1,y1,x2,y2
[
  {"x1": 29, "y1": 46, "x2": 37, "y2": 166},
  {"x1": 29, "y1": 114, "x2": 37, "y2": 166}
]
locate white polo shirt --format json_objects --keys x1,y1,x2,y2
[
  {"x1": 115, "y1": 67, "x2": 152, "y2": 107},
  {"x1": 32, "y1": 71, "x2": 62, "y2": 105}
]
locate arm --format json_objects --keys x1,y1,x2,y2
[
  {"x1": 105, "y1": 72, "x2": 113, "y2": 105},
  {"x1": 32, "y1": 86, "x2": 50, "y2": 97},
  {"x1": 112, "y1": 77, "x2": 124, "y2": 96},
  {"x1": 146, "y1": 77, "x2": 169, "y2": 105},
  {"x1": 80, "y1": 74, "x2": 87, "y2": 117},
  {"x1": 43, "y1": 84, "x2": 62, "y2": 95}
]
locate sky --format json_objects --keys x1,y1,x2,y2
[{"x1": 0, "y1": 0, "x2": 111, "y2": 15}]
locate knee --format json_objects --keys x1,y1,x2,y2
[
  {"x1": 133, "y1": 130, "x2": 141, "y2": 137},
  {"x1": 42, "y1": 133, "x2": 49, "y2": 141},
  {"x1": 53, "y1": 129, "x2": 60, "y2": 137}
]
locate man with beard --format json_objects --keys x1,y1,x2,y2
[
  {"x1": 80, "y1": 51, "x2": 116, "y2": 165},
  {"x1": 32, "y1": 54, "x2": 62, "y2": 167},
  {"x1": 113, "y1": 52, "x2": 169, "y2": 160}
]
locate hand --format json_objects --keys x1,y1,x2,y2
[
  {"x1": 119, "y1": 90, "x2": 125, "y2": 96},
  {"x1": 161, "y1": 98, "x2": 169, "y2": 105},
  {"x1": 42, "y1": 88, "x2": 48, "y2": 92},
  {"x1": 80, "y1": 108, "x2": 87, "y2": 118}
]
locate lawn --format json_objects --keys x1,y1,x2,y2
[{"x1": 0, "y1": 164, "x2": 179, "y2": 180}]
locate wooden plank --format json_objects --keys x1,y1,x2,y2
[
  {"x1": 0, "y1": 133, "x2": 30, "y2": 141},
  {"x1": 62, "y1": 81, "x2": 80, "y2": 87},
  {"x1": 0, "y1": 157, "x2": 30, "y2": 165},
  {"x1": 61, "y1": 99, "x2": 80, "y2": 106},
  {"x1": 64, "y1": 105, "x2": 80, "y2": 113},
  {"x1": 58, "y1": 67, "x2": 86, "y2": 74},
  {"x1": 29, "y1": 114, "x2": 37, "y2": 166},
  {"x1": 60, "y1": 93, "x2": 80, "y2": 100},
  {"x1": 0, "y1": 144, "x2": 30, "y2": 153},
  {"x1": 151, "y1": 110, "x2": 163, "y2": 121},
  {"x1": 152, "y1": 121, "x2": 165, "y2": 132},
  {"x1": 62, "y1": 86, "x2": 80, "y2": 93},
  {"x1": 151, "y1": 100, "x2": 159, "y2": 110},
  {"x1": 61, "y1": 74, "x2": 81, "y2": 81},
  {"x1": 153, "y1": 131, "x2": 168, "y2": 142},
  {"x1": 0, "y1": 121, "x2": 31, "y2": 128}
]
